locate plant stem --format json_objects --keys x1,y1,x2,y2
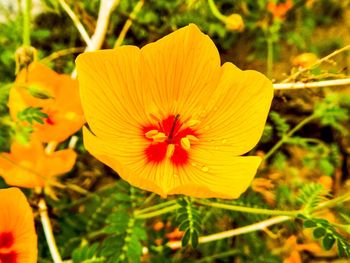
[
  {"x1": 22, "y1": 0, "x2": 31, "y2": 46},
  {"x1": 114, "y1": 0, "x2": 144, "y2": 48},
  {"x1": 312, "y1": 191, "x2": 350, "y2": 212},
  {"x1": 135, "y1": 204, "x2": 180, "y2": 219},
  {"x1": 166, "y1": 215, "x2": 291, "y2": 249},
  {"x1": 134, "y1": 199, "x2": 177, "y2": 215},
  {"x1": 39, "y1": 198, "x2": 63, "y2": 263},
  {"x1": 267, "y1": 36, "x2": 273, "y2": 78},
  {"x1": 195, "y1": 200, "x2": 299, "y2": 217},
  {"x1": 196, "y1": 249, "x2": 241, "y2": 263},
  {"x1": 273, "y1": 78, "x2": 350, "y2": 90},
  {"x1": 263, "y1": 114, "x2": 317, "y2": 161},
  {"x1": 207, "y1": 0, "x2": 227, "y2": 22}
]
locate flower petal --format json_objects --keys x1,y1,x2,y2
[
  {"x1": 197, "y1": 62, "x2": 273, "y2": 155},
  {"x1": 76, "y1": 46, "x2": 148, "y2": 140},
  {"x1": 168, "y1": 150, "x2": 262, "y2": 199},
  {"x1": 44, "y1": 149, "x2": 77, "y2": 178},
  {"x1": 0, "y1": 188, "x2": 37, "y2": 263},
  {"x1": 140, "y1": 24, "x2": 222, "y2": 120}
]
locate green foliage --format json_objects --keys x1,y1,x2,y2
[
  {"x1": 17, "y1": 106, "x2": 48, "y2": 125},
  {"x1": 269, "y1": 111, "x2": 290, "y2": 137},
  {"x1": 302, "y1": 217, "x2": 350, "y2": 257},
  {"x1": 72, "y1": 243, "x2": 105, "y2": 263},
  {"x1": 314, "y1": 94, "x2": 349, "y2": 133},
  {"x1": 177, "y1": 197, "x2": 201, "y2": 248},
  {"x1": 297, "y1": 183, "x2": 329, "y2": 213}
]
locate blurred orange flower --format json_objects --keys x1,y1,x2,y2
[
  {"x1": 9, "y1": 62, "x2": 85, "y2": 143},
  {"x1": 0, "y1": 138, "x2": 76, "y2": 188},
  {"x1": 225, "y1": 14, "x2": 245, "y2": 32},
  {"x1": 267, "y1": 0, "x2": 293, "y2": 20},
  {"x1": 283, "y1": 235, "x2": 321, "y2": 263},
  {"x1": 0, "y1": 187, "x2": 37, "y2": 263},
  {"x1": 292, "y1": 53, "x2": 318, "y2": 68},
  {"x1": 76, "y1": 24, "x2": 273, "y2": 198}
]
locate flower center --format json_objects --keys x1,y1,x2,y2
[
  {"x1": 143, "y1": 115, "x2": 199, "y2": 166},
  {"x1": 0, "y1": 232, "x2": 17, "y2": 263}
]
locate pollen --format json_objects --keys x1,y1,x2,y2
[
  {"x1": 166, "y1": 144, "x2": 175, "y2": 158},
  {"x1": 181, "y1": 137, "x2": 191, "y2": 150},
  {"x1": 145, "y1": 129, "x2": 159, "y2": 139},
  {"x1": 152, "y1": 132, "x2": 167, "y2": 142}
]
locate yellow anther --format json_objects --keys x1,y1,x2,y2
[
  {"x1": 152, "y1": 132, "x2": 167, "y2": 142},
  {"x1": 166, "y1": 144, "x2": 175, "y2": 158},
  {"x1": 181, "y1": 137, "x2": 191, "y2": 150},
  {"x1": 187, "y1": 119, "x2": 201, "y2": 127},
  {"x1": 186, "y1": 135, "x2": 199, "y2": 142},
  {"x1": 145, "y1": 129, "x2": 159, "y2": 139}
]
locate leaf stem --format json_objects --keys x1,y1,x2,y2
[
  {"x1": 134, "y1": 199, "x2": 177, "y2": 215},
  {"x1": 207, "y1": 0, "x2": 227, "y2": 22},
  {"x1": 135, "y1": 204, "x2": 180, "y2": 219},
  {"x1": 195, "y1": 199, "x2": 299, "y2": 217},
  {"x1": 263, "y1": 114, "x2": 318, "y2": 161}
]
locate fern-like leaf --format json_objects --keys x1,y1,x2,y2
[{"x1": 297, "y1": 183, "x2": 329, "y2": 213}]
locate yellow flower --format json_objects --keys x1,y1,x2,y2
[
  {"x1": 225, "y1": 14, "x2": 245, "y2": 32},
  {"x1": 9, "y1": 62, "x2": 85, "y2": 143},
  {"x1": 0, "y1": 187, "x2": 37, "y2": 263},
  {"x1": 292, "y1": 53, "x2": 318, "y2": 68},
  {"x1": 0, "y1": 137, "x2": 76, "y2": 188},
  {"x1": 76, "y1": 24, "x2": 273, "y2": 199}
]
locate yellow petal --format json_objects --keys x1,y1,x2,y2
[
  {"x1": 140, "y1": 24, "x2": 222, "y2": 120},
  {"x1": 76, "y1": 46, "x2": 148, "y2": 140},
  {"x1": 197, "y1": 62, "x2": 273, "y2": 156},
  {"x1": 168, "y1": 154, "x2": 261, "y2": 198}
]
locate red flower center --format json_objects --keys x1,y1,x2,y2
[
  {"x1": 143, "y1": 115, "x2": 199, "y2": 166},
  {"x1": 0, "y1": 232, "x2": 16, "y2": 263}
]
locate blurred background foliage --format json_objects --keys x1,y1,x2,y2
[{"x1": 1, "y1": 0, "x2": 350, "y2": 262}]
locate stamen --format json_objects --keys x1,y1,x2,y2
[
  {"x1": 152, "y1": 132, "x2": 167, "y2": 142},
  {"x1": 187, "y1": 119, "x2": 201, "y2": 127},
  {"x1": 145, "y1": 129, "x2": 159, "y2": 138},
  {"x1": 166, "y1": 144, "x2": 175, "y2": 158},
  {"x1": 181, "y1": 137, "x2": 191, "y2": 150}
]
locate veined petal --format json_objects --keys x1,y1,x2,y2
[
  {"x1": 83, "y1": 127, "x2": 166, "y2": 196},
  {"x1": 168, "y1": 151, "x2": 261, "y2": 198},
  {"x1": 76, "y1": 46, "x2": 147, "y2": 140},
  {"x1": 197, "y1": 62, "x2": 273, "y2": 155},
  {"x1": 140, "y1": 24, "x2": 221, "y2": 120},
  {"x1": 0, "y1": 188, "x2": 37, "y2": 263}
]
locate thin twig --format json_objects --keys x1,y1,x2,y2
[
  {"x1": 282, "y1": 44, "x2": 350, "y2": 83},
  {"x1": 166, "y1": 216, "x2": 291, "y2": 249},
  {"x1": 57, "y1": 0, "x2": 91, "y2": 46},
  {"x1": 273, "y1": 78, "x2": 350, "y2": 90},
  {"x1": 40, "y1": 47, "x2": 85, "y2": 63},
  {"x1": 39, "y1": 198, "x2": 63, "y2": 263},
  {"x1": 114, "y1": 0, "x2": 144, "y2": 48}
]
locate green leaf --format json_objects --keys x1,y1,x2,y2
[
  {"x1": 322, "y1": 234, "x2": 336, "y2": 250},
  {"x1": 313, "y1": 227, "x2": 326, "y2": 238},
  {"x1": 304, "y1": 220, "x2": 317, "y2": 228},
  {"x1": 181, "y1": 229, "x2": 191, "y2": 247}
]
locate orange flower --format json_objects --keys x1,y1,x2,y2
[
  {"x1": 0, "y1": 138, "x2": 76, "y2": 188},
  {"x1": 76, "y1": 24, "x2": 273, "y2": 198},
  {"x1": 0, "y1": 187, "x2": 37, "y2": 262},
  {"x1": 283, "y1": 235, "x2": 322, "y2": 263},
  {"x1": 225, "y1": 14, "x2": 245, "y2": 32},
  {"x1": 267, "y1": 0, "x2": 293, "y2": 20},
  {"x1": 292, "y1": 53, "x2": 318, "y2": 68},
  {"x1": 9, "y1": 62, "x2": 84, "y2": 143}
]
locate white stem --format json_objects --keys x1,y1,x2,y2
[
  {"x1": 39, "y1": 198, "x2": 63, "y2": 263},
  {"x1": 273, "y1": 78, "x2": 350, "y2": 90}
]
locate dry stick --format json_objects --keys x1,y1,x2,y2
[
  {"x1": 114, "y1": 0, "x2": 144, "y2": 48},
  {"x1": 57, "y1": 0, "x2": 91, "y2": 46},
  {"x1": 166, "y1": 216, "x2": 290, "y2": 250},
  {"x1": 282, "y1": 44, "x2": 350, "y2": 83},
  {"x1": 273, "y1": 78, "x2": 350, "y2": 90}
]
